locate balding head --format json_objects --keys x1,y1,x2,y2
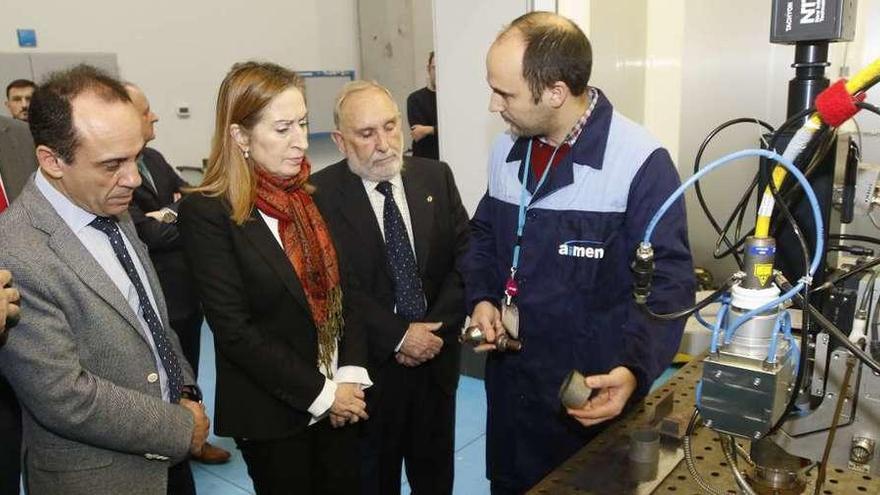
[
  {"x1": 333, "y1": 80, "x2": 397, "y2": 129},
  {"x1": 331, "y1": 81, "x2": 404, "y2": 182},
  {"x1": 494, "y1": 11, "x2": 592, "y2": 104},
  {"x1": 124, "y1": 83, "x2": 158, "y2": 142}
]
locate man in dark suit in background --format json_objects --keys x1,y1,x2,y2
[
  {"x1": 125, "y1": 83, "x2": 230, "y2": 464},
  {"x1": 0, "y1": 113, "x2": 37, "y2": 495},
  {"x1": 312, "y1": 81, "x2": 469, "y2": 495}
]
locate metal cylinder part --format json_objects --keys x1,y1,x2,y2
[
  {"x1": 495, "y1": 334, "x2": 522, "y2": 352},
  {"x1": 747, "y1": 437, "x2": 808, "y2": 495},
  {"x1": 559, "y1": 370, "x2": 592, "y2": 409},
  {"x1": 743, "y1": 237, "x2": 777, "y2": 289},
  {"x1": 851, "y1": 436, "x2": 876, "y2": 464},
  {"x1": 629, "y1": 429, "x2": 661, "y2": 464},
  {"x1": 459, "y1": 326, "x2": 522, "y2": 352},
  {"x1": 726, "y1": 305, "x2": 789, "y2": 361},
  {"x1": 459, "y1": 326, "x2": 486, "y2": 346}
]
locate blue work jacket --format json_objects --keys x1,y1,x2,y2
[{"x1": 460, "y1": 90, "x2": 695, "y2": 491}]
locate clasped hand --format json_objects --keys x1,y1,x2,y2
[
  {"x1": 329, "y1": 383, "x2": 369, "y2": 428},
  {"x1": 395, "y1": 321, "x2": 443, "y2": 367}
]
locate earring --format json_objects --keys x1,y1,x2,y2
[{"x1": 243, "y1": 149, "x2": 250, "y2": 160}]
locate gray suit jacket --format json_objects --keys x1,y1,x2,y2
[
  {"x1": 0, "y1": 116, "x2": 37, "y2": 202},
  {"x1": 0, "y1": 178, "x2": 196, "y2": 495}
]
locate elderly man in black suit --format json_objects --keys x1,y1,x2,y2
[
  {"x1": 125, "y1": 82, "x2": 231, "y2": 465},
  {"x1": 0, "y1": 113, "x2": 36, "y2": 495},
  {"x1": 312, "y1": 81, "x2": 469, "y2": 495}
]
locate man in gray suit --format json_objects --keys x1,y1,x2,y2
[
  {"x1": 0, "y1": 113, "x2": 36, "y2": 495},
  {"x1": 0, "y1": 65, "x2": 209, "y2": 495}
]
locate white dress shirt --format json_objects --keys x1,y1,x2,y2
[
  {"x1": 257, "y1": 209, "x2": 372, "y2": 425},
  {"x1": 35, "y1": 171, "x2": 172, "y2": 401},
  {"x1": 361, "y1": 175, "x2": 416, "y2": 257}
]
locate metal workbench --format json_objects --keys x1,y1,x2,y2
[{"x1": 529, "y1": 358, "x2": 880, "y2": 494}]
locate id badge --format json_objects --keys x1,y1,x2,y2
[{"x1": 501, "y1": 300, "x2": 520, "y2": 339}]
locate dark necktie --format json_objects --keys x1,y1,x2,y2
[
  {"x1": 376, "y1": 181, "x2": 426, "y2": 321},
  {"x1": 89, "y1": 216, "x2": 183, "y2": 402},
  {"x1": 136, "y1": 156, "x2": 157, "y2": 194}
]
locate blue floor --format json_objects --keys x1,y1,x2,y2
[{"x1": 191, "y1": 324, "x2": 491, "y2": 495}]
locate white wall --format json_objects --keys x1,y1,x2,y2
[
  {"x1": 434, "y1": 0, "x2": 530, "y2": 213},
  {"x1": 411, "y1": 1, "x2": 435, "y2": 89},
  {"x1": 643, "y1": 0, "x2": 684, "y2": 163},
  {"x1": 0, "y1": 0, "x2": 360, "y2": 170},
  {"x1": 587, "y1": 0, "x2": 647, "y2": 124}
]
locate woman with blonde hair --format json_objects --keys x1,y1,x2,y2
[{"x1": 179, "y1": 61, "x2": 370, "y2": 494}]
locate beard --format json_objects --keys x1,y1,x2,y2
[
  {"x1": 348, "y1": 149, "x2": 404, "y2": 182},
  {"x1": 503, "y1": 106, "x2": 554, "y2": 138}
]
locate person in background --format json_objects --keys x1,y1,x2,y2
[
  {"x1": 406, "y1": 52, "x2": 439, "y2": 160},
  {"x1": 0, "y1": 111, "x2": 38, "y2": 495},
  {"x1": 0, "y1": 268, "x2": 21, "y2": 495},
  {"x1": 312, "y1": 80, "x2": 468, "y2": 495},
  {"x1": 179, "y1": 61, "x2": 371, "y2": 495},
  {"x1": 5, "y1": 79, "x2": 35, "y2": 122},
  {"x1": 125, "y1": 82, "x2": 232, "y2": 465},
  {"x1": 0, "y1": 64, "x2": 208, "y2": 495},
  {"x1": 461, "y1": 12, "x2": 694, "y2": 493}
]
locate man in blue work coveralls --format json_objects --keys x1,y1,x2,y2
[{"x1": 460, "y1": 12, "x2": 695, "y2": 494}]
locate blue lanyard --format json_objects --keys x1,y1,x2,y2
[{"x1": 510, "y1": 139, "x2": 564, "y2": 275}]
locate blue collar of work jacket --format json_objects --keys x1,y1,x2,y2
[{"x1": 503, "y1": 89, "x2": 614, "y2": 203}]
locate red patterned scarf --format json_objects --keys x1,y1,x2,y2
[{"x1": 253, "y1": 158, "x2": 342, "y2": 376}]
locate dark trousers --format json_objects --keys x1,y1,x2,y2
[
  {"x1": 167, "y1": 460, "x2": 195, "y2": 495},
  {"x1": 0, "y1": 377, "x2": 21, "y2": 495},
  {"x1": 170, "y1": 312, "x2": 202, "y2": 379},
  {"x1": 235, "y1": 420, "x2": 360, "y2": 495},
  {"x1": 490, "y1": 481, "x2": 523, "y2": 495},
  {"x1": 361, "y1": 363, "x2": 456, "y2": 495}
]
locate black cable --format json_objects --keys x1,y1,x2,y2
[
  {"x1": 693, "y1": 118, "x2": 774, "y2": 267},
  {"x1": 857, "y1": 101, "x2": 880, "y2": 117},
  {"x1": 872, "y1": 281, "x2": 880, "y2": 359},
  {"x1": 831, "y1": 233, "x2": 880, "y2": 245},
  {"x1": 637, "y1": 275, "x2": 739, "y2": 321},
  {"x1": 759, "y1": 159, "x2": 811, "y2": 439},
  {"x1": 778, "y1": 275, "x2": 880, "y2": 374},
  {"x1": 827, "y1": 244, "x2": 875, "y2": 257},
  {"x1": 767, "y1": 126, "x2": 837, "y2": 237},
  {"x1": 859, "y1": 270, "x2": 879, "y2": 314},
  {"x1": 762, "y1": 153, "x2": 811, "y2": 277},
  {"x1": 812, "y1": 257, "x2": 880, "y2": 293},
  {"x1": 705, "y1": 107, "x2": 816, "y2": 262}
]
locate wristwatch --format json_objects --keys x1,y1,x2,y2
[
  {"x1": 180, "y1": 384, "x2": 203, "y2": 403},
  {"x1": 158, "y1": 207, "x2": 178, "y2": 224}
]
